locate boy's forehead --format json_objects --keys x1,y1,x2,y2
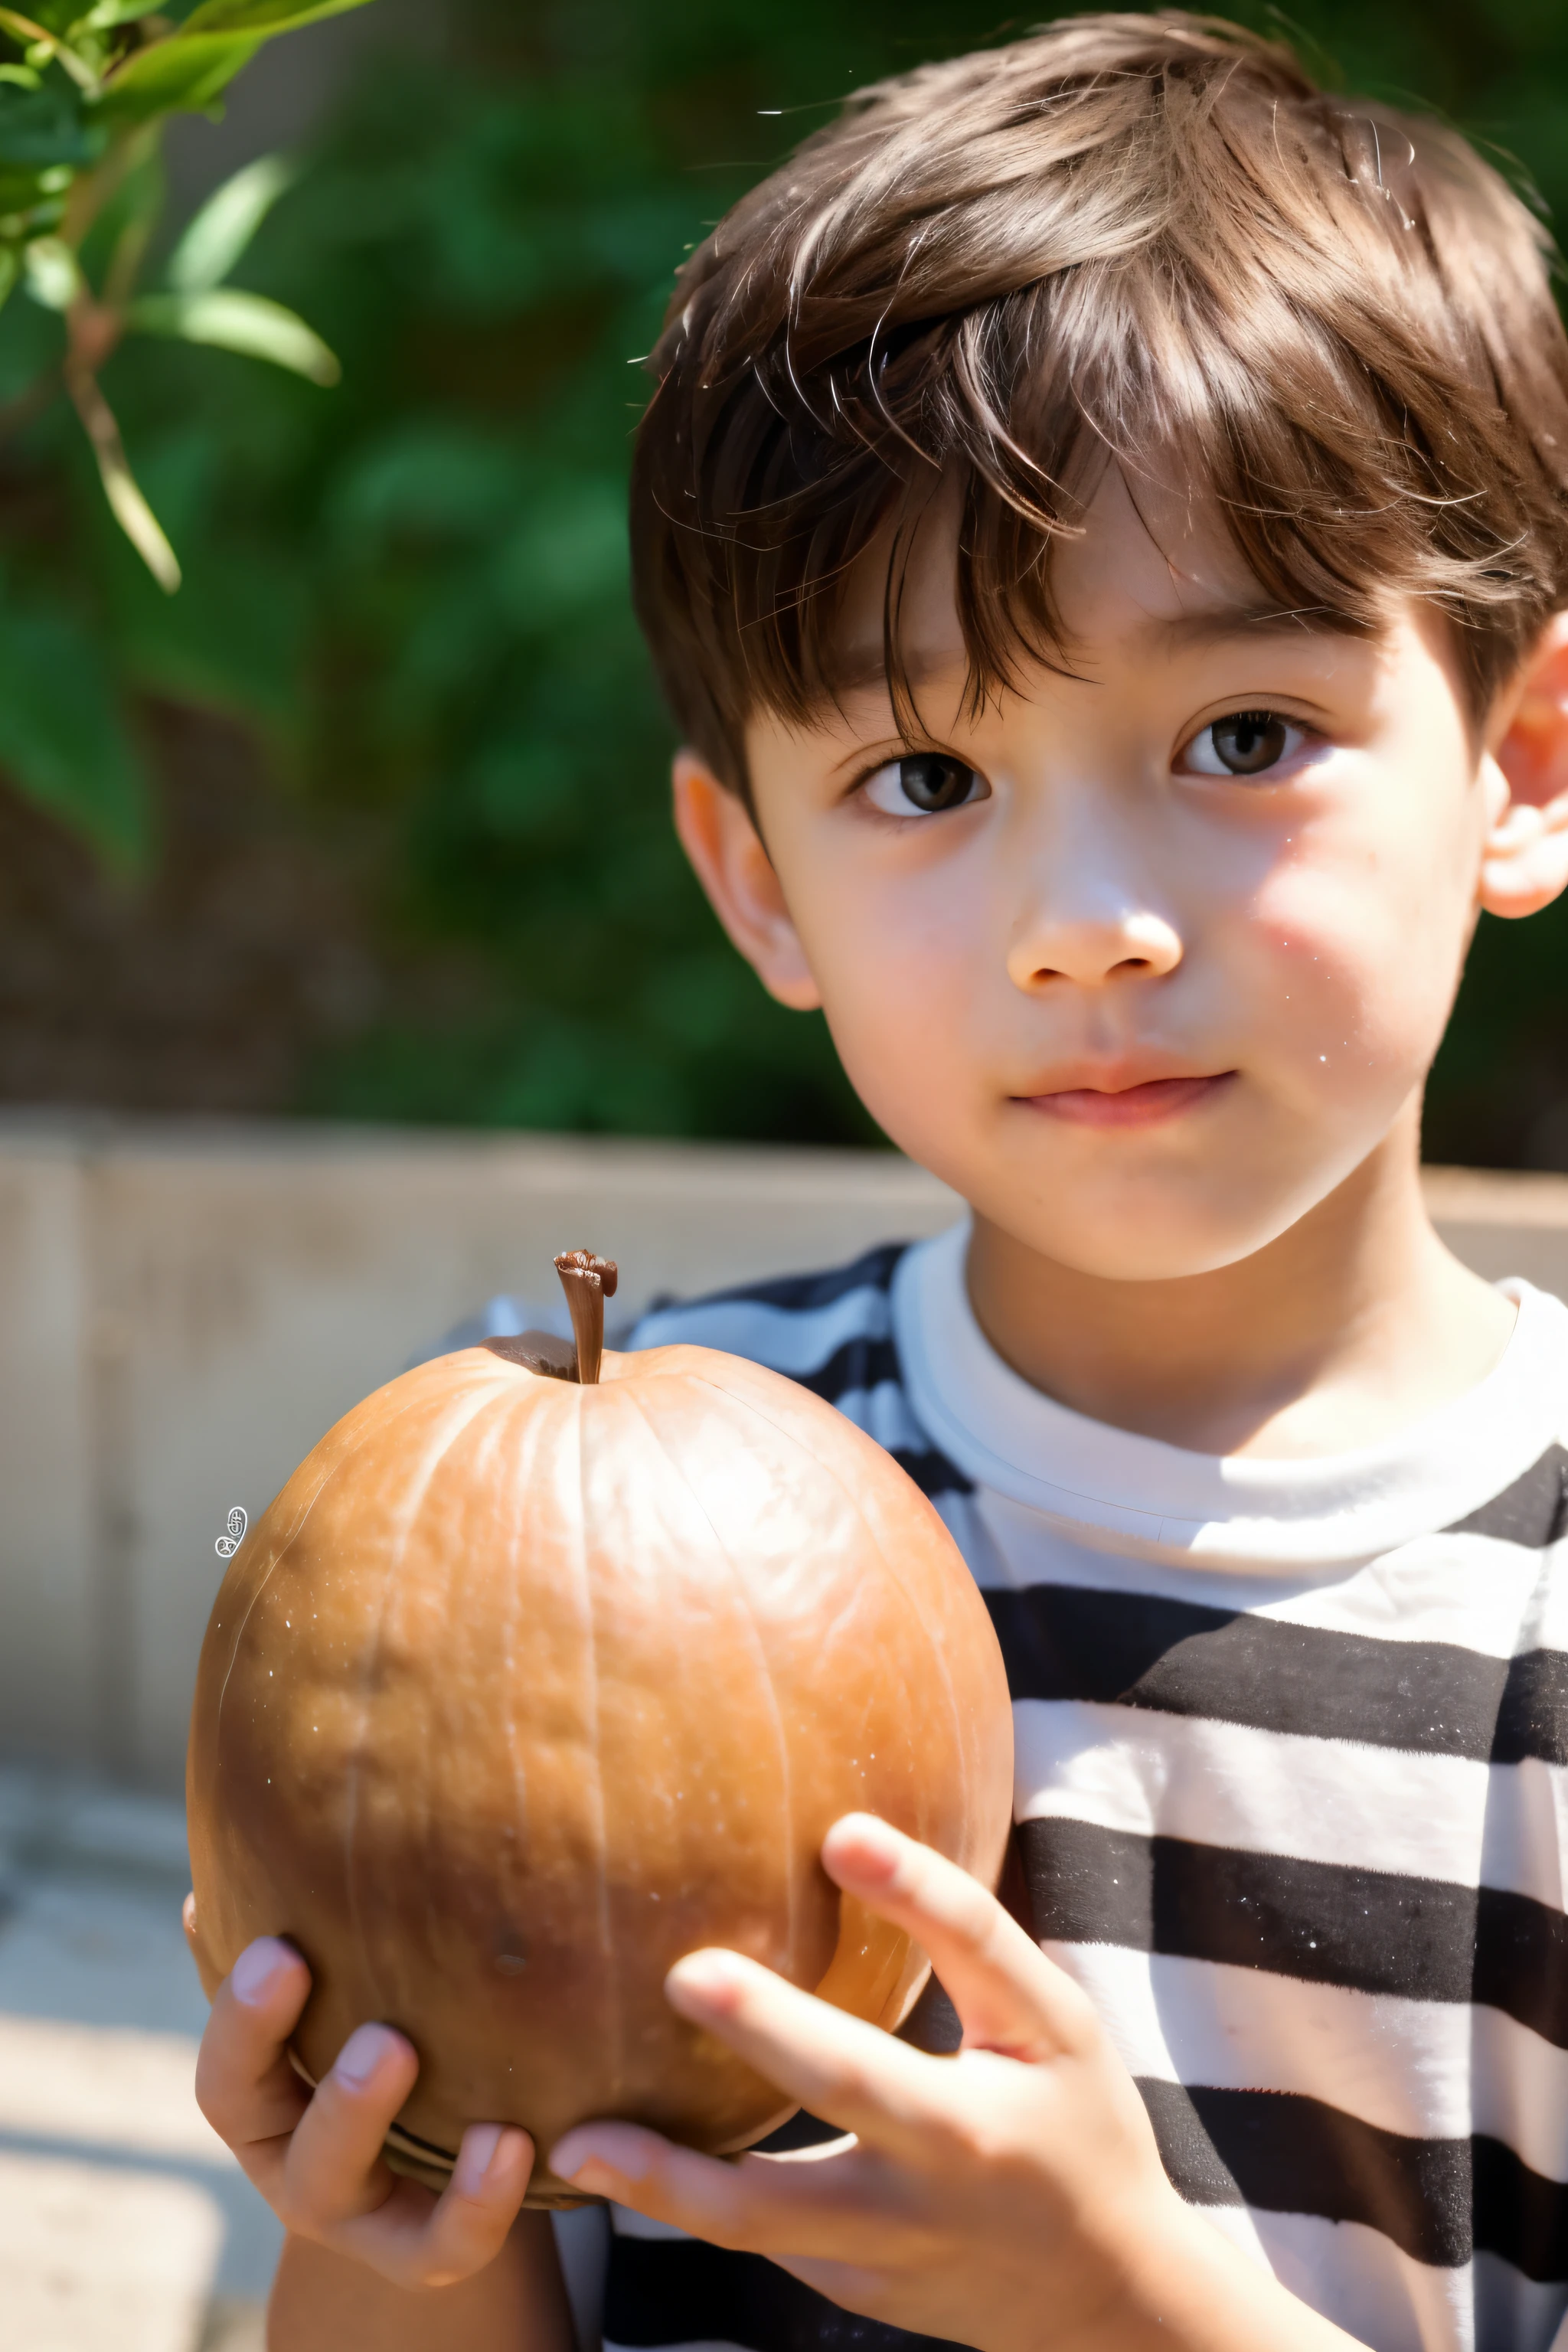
[{"x1": 825, "y1": 466, "x2": 1342, "y2": 707}]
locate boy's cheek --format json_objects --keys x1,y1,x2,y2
[
  {"x1": 1240, "y1": 858, "x2": 1471, "y2": 1113},
  {"x1": 812, "y1": 923, "x2": 1449, "y2": 1286}
]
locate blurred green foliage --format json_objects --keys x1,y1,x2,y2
[
  {"x1": 5, "y1": 0, "x2": 1568, "y2": 1153},
  {"x1": 0, "y1": 1, "x2": 371, "y2": 662}
]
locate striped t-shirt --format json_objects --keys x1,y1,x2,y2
[{"x1": 471, "y1": 1224, "x2": 1568, "y2": 2352}]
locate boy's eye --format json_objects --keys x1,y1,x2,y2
[
  {"x1": 1183, "y1": 710, "x2": 1307, "y2": 779},
  {"x1": 861, "y1": 753, "x2": 988, "y2": 815}
]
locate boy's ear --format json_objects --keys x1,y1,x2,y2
[
  {"x1": 671, "y1": 750, "x2": 822, "y2": 1010},
  {"x1": 1480, "y1": 611, "x2": 1568, "y2": 921}
]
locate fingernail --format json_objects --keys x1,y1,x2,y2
[
  {"x1": 333, "y1": 2024, "x2": 393, "y2": 2089},
  {"x1": 230, "y1": 1941, "x2": 285, "y2": 2006},
  {"x1": 455, "y1": 2122, "x2": 505, "y2": 2194},
  {"x1": 553, "y1": 2128, "x2": 646, "y2": 2185},
  {"x1": 561, "y1": 2158, "x2": 620, "y2": 2197},
  {"x1": 828, "y1": 1813, "x2": 900, "y2": 1875},
  {"x1": 667, "y1": 1949, "x2": 740, "y2": 2001}
]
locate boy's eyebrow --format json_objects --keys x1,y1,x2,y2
[
  {"x1": 1135, "y1": 603, "x2": 1345, "y2": 652},
  {"x1": 814, "y1": 603, "x2": 1343, "y2": 704},
  {"x1": 818, "y1": 645, "x2": 955, "y2": 697}
]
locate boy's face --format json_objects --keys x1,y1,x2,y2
[{"x1": 715, "y1": 471, "x2": 1518, "y2": 1281}]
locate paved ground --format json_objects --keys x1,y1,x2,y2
[
  {"x1": 0, "y1": 1768, "x2": 279, "y2": 2350},
  {"x1": 0, "y1": 1766, "x2": 615, "y2": 2352}
]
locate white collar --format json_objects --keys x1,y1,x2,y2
[{"x1": 893, "y1": 1220, "x2": 1568, "y2": 1573}]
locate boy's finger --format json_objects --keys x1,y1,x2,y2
[
  {"x1": 194, "y1": 1937, "x2": 314, "y2": 2185},
  {"x1": 550, "y1": 2122, "x2": 877, "y2": 2262},
  {"x1": 822, "y1": 1815, "x2": 1093, "y2": 2058},
  {"x1": 356, "y1": 2123, "x2": 535, "y2": 2287},
  {"x1": 657, "y1": 1951, "x2": 946, "y2": 2158},
  {"x1": 282, "y1": 2022, "x2": 420, "y2": 2227}
]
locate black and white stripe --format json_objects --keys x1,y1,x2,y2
[
  {"x1": 1018, "y1": 1815, "x2": 1568, "y2": 2046},
  {"x1": 988, "y1": 1582, "x2": 1568, "y2": 1764},
  {"x1": 593, "y1": 1238, "x2": 1568, "y2": 2352}
]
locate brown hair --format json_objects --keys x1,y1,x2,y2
[{"x1": 629, "y1": 11, "x2": 1568, "y2": 789}]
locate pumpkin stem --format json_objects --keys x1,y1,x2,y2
[{"x1": 554, "y1": 1250, "x2": 618, "y2": 1384}]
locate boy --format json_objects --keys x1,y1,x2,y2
[{"x1": 192, "y1": 15, "x2": 1568, "y2": 2350}]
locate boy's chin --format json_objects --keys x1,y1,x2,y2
[{"x1": 973, "y1": 1179, "x2": 1346, "y2": 1285}]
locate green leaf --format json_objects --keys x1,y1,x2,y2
[
  {"x1": 77, "y1": 1, "x2": 175, "y2": 26},
  {"x1": 0, "y1": 589, "x2": 151, "y2": 864},
  {"x1": 96, "y1": 439, "x2": 181, "y2": 588},
  {"x1": 128, "y1": 285, "x2": 339, "y2": 381},
  {"x1": 66, "y1": 355, "x2": 182, "y2": 587},
  {"x1": 22, "y1": 229, "x2": 78, "y2": 305},
  {"x1": 177, "y1": 0, "x2": 374, "y2": 28},
  {"x1": 165, "y1": 149, "x2": 296, "y2": 291},
  {"x1": 93, "y1": 0, "x2": 376, "y2": 119},
  {"x1": 0, "y1": 8, "x2": 97, "y2": 91},
  {"x1": 92, "y1": 30, "x2": 263, "y2": 117}
]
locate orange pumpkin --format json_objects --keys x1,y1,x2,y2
[{"x1": 186, "y1": 1253, "x2": 1013, "y2": 2205}]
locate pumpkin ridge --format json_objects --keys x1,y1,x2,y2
[
  {"x1": 621, "y1": 1380, "x2": 802, "y2": 1993},
  {"x1": 345, "y1": 1376, "x2": 511, "y2": 2019},
  {"x1": 448, "y1": 1373, "x2": 580, "y2": 2030},
  {"x1": 213, "y1": 1542, "x2": 287, "y2": 1754},
  {"x1": 492, "y1": 1383, "x2": 539, "y2": 2029},
  {"x1": 236, "y1": 1369, "x2": 513, "y2": 1772},
  {"x1": 427, "y1": 1392, "x2": 514, "y2": 1986},
  {"x1": 681, "y1": 1368, "x2": 967, "y2": 1850},
  {"x1": 571, "y1": 1379, "x2": 622, "y2": 2106},
  {"x1": 849, "y1": 1495, "x2": 967, "y2": 1855}
]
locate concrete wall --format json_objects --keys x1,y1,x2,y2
[
  {"x1": 5, "y1": 1115, "x2": 1568, "y2": 1794},
  {"x1": 0, "y1": 1116, "x2": 962, "y2": 1790}
]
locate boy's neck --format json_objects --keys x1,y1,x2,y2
[{"x1": 965, "y1": 1109, "x2": 1517, "y2": 1461}]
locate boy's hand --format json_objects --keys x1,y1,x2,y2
[
  {"x1": 550, "y1": 1818, "x2": 1358, "y2": 2352},
  {"x1": 187, "y1": 1902, "x2": 532, "y2": 2289}
]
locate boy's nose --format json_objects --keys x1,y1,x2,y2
[{"x1": 1004, "y1": 907, "x2": 1184, "y2": 991}]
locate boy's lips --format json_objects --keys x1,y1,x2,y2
[{"x1": 1017, "y1": 1072, "x2": 1235, "y2": 1126}]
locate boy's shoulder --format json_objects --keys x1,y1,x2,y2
[
  {"x1": 629, "y1": 1240, "x2": 906, "y2": 1372},
  {"x1": 436, "y1": 1242, "x2": 913, "y2": 1377}
]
